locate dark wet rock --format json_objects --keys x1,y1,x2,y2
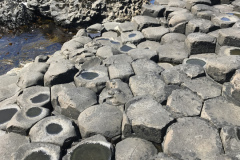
[
  {"x1": 166, "y1": 89, "x2": 203, "y2": 118},
  {"x1": 99, "y1": 79, "x2": 133, "y2": 106},
  {"x1": 137, "y1": 40, "x2": 162, "y2": 51},
  {"x1": 204, "y1": 56, "x2": 240, "y2": 83},
  {"x1": 163, "y1": 117, "x2": 223, "y2": 160},
  {"x1": 220, "y1": 126, "x2": 240, "y2": 158},
  {"x1": 35, "y1": 55, "x2": 49, "y2": 63},
  {"x1": 161, "y1": 33, "x2": 186, "y2": 44},
  {"x1": 17, "y1": 86, "x2": 51, "y2": 109},
  {"x1": 150, "y1": 152, "x2": 180, "y2": 160},
  {"x1": 115, "y1": 137, "x2": 158, "y2": 160},
  {"x1": 185, "y1": 18, "x2": 216, "y2": 35},
  {"x1": 142, "y1": 4, "x2": 165, "y2": 17},
  {"x1": 182, "y1": 77, "x2": 222, "y2": 100},
  {"x1": 29, "y1": 115, "x2": 77, "y2": 147},
  {"x1": 217, "y1": 28, "x2": 240, "y2": 47},
  {"x1": 185, "y1": 0, "x2": 212, "y2": 10},
  {"x1": 7, "y1": 106, "x2": 50, "y2": 135},
  {"x1": 125, "y1": 95, "x2": 173, "y2": 143},
  {"x1": 44, "y1": 58, "x2": 78, "y2": 87},
  {"x1": 108, "y1": 63, "x2": 134, "y2": 82},
  {"x1": 129, "y1": 72, "x2": 166, "y2": 103},
  {"x1": 116, "y1": 21, "x2": 136, "y2": 33},
  {"x1": 121, "y1": 31, "x2": 145, "y2": 45},
  {"x1": 142, "y1": 26, "x2": 169, "y2": 41},
  {"x1": 128, "y1": 48, "x2": 158, "y2": 62},
  {"x1": 0, "y1": 104, "x2": 20, "y2": 130},
  {"x1": 212, "y1": 14, "x2": 239, "y2": 28},
  {"x1": 78, "y1": 104, "x2": 123, "y2": 139},
  {"x1": 132, "y1": 15, "x2": 160, "y2": 30},
  {"x1": 74, "y1": 65, "x2": 109, "y2": 93},
  {"x1": 0, "y1": 132, "x2": 29, "y2": 160},
  {"x1": 57, "y1": 87, "x2": 97, "y2": 120},
  {"x1": 201, "y1": 96, "x2": 240, "y2": 129},
  {"x1": 131, "y1": 59, "x2": 164, "y2": 75},
  {"x1": 185, "y1": 32, "x2": 216, "y2": 55},
  {"x1": 13, "y1": 142, "x2": 61, "y2": 160}
]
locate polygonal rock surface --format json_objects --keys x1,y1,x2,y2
[
  {"x1": 142, "y1": 4, "x2": 165, "y2": 17},
  {"x1": 121, "y1": 31, "x2": 145, "y2": 45},
  {"x1": 168, "y1": 12, "x2": 194, "y2": 27},
  {"x1": 142, "y1": 27, "x2": 169, "y2": 41},
  {"x1": 185, "y1": 0, "x2": 211, "y2": 10},
  {"x1": 29, "y1": 116, "x2": 77, "y2": 147},
  {"x1": 128, "y1": 48, "x2": 158, "y2": 62},
  {"x1": 185, "y1": 18, "x2": 215, "y2": 35},
  {"x1": 131, "y1": 59, "x2": 164, "y2": 75},
  {"x1": 129, "y1": 72, "x2": 166, "y2": 103},
  {"x1": 201, "y1": 97, "x2": 240, "y2": 129},
  {"x1": 125, "y1": 96, "x2": 173, "y2": 143},
  {"x1": 150, "y1": 152, "x2": 179, "y2": 160},
  {"x1": 57, "y1": 87, "x2": 97, "y2": 119},
  {"x1": 132, "y1": 15, "x2": 160, "y2": 30},
  {"x1": 137, "y1": 40, "x2": 162, "y2": 51},
  {"x1": 108, "y1": 63, "x2": 134, "y2": 82},
  {"x1": 161, "y1": 33, "x2": 186, "y2": 44},
  {"x1": 12, "y1": 143, "x2": 61, "y2": 160},
  {"x1": 166, "y1": 89, "x2": 203, "y2": 118},
  {"x1": 116, "y1": 22, "x2": 135, "y2": 33},
  {"x1": 78, "y1": 104, "x2": 123, "y2": 139},
  {"x1": 182, "y1": 77, "x2": 222, "y2": 99},
  {"x1": 7, "y1": 106, "x2": 50, "y2": 135},
  {"x1": 115, "y1": 137, "x2": 158, "y2": 160},
  {"x1": 163, "y1": 117, "x2": 223, "y2": 160},
  {"x1": 217, "y1": 28, "x2": 240, "y2": 47},
  {"x1": 212, "y1": 14, "x2": 239, "y2": 28},
  {"x1": 17, "y1": 86, "x2": 51, "y2": 109},
  {"x1": 0, "y1": 104, "x2": 20, "y2": 130},
  {"x1": 103, "y1": 54, "x2": 133, "y2": 67}
]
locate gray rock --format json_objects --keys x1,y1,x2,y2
[
  {"x1": 132, "y1": 15, "x2": 160, "y2": 30},
  {"x1": 29, "y1": 115, "x2": 77, "y2": 147},
  {"x1": 80, "y1": 57, "x2": 102, "y2": 70},
  {"x1": 103, "y1": 22, "x2": 121, "y2": 31},
  {"x1": 131, "y1": 59, "x2": 164, "y2": 75},
  {"x1": 73, "y1": 29, "x2": 87, "y2": 38},
  {"x1": 128, "y1": 48, "x2": 158, "y2": 62},
  {"x1": 108, "y1": 63, "x2": 134, "y2": 82},
  {"x1": 12, "y1": 142, "x2": 61, "y2": 160},
  {"x1": 161, "y1": 33, "x2": 186, "y2": 44},
  {"x1": 168, "y1": 12, "x2": 194, "y2": 27},
  {"x1": 35, "y1": 55, "x2": 49, "y2": 62},
  {"x1": 185, "y1": 0, "x2": 212, "y2": 10},
  {"x1": 102, "y1": 31, "x2": 118, "y2": 39},
  {"x1": 182, "y1": 77, "x2": 222, "y2": 99},
  {"x1": 137, "y1": 40, "x2": 162, "y2": 51},
  {"x1": 211, "y1": 14, "x2": 239, "y2": 28},
  {"x1": 163, "y1": 117, "x2": 223, "y2": 160},
  {"x1": 150, "y1": 153, "x2": 179, "y2": 160},
  {"x1": 0, "y1": 104, "x2": 20, "y2": 130},
  {"x1": 196, "y1": 10, "x2": 215, "y2": 20},
  {"x1": 78, "y1": 104, "x2": 123, "y2": 139},
  {"x1": 185, "y1": 33, "x2": 216, "y2": 55},
  {"x1": 166, "y1": 89, "x2": 203, "y2": 118},
  {"x1": 116, "y1": 21, "x2": 136, "y2": 33},
  {"x1": 217, "y1": 28, "x2": 240, "y2": 47},
  {"x1": 121, "y1": 31, "x2": 145, "y2": 45},
  {"x1": 201, "y1": 97, "x2": 240, "y2": 128},
  {"x1": 99, "y1": 79, "x2": 133, "y2": 106},
  {"x1": 125, "y1": 96, "x2": 173, "y2": 143},
  {"x1": 115, "y1": 137, "x2": 158, "y2": 160},
  {"x1": 191, "y1": 4, "x2": 219, "y2": 15},
  {"x1": 158, "y1": 63, "x2": 174, "y2": 70},
  {"x1": 129, "y1": 72, "x2": 166, "y2": 103},
  {"x1": 74, "y1": 65, "x2": 109, "y2": 93},
  {"x1": 103, "y1": 54, "x2": 133, "y2": 67},
  {"x1": 57, "y1": 87, "x2": 97, "y2": 120},
  {"x1": 118, "y1": 43, "x2": 136, "y2": 54},
  {"x1": 142, "y1": 27, "x2": 169, "y2": 41},
  {"x1": 87, "y1": 23, "x2": 104, "y2": 32},
  {"x1": 0, "y1": 132, "x2": 29, "y2": 160},
  {"x1": 17, "y1": 86, "x2": 51, "y2": 109},
  {"x1": 185, "y1": 18, "x2": 216, "y2": 35},
  {"x1": 7, "y1": 106, "x2": 50, "y2": 135},
  {"x1": 142, "y1": 4, "x2": 165, "y2": 17}
]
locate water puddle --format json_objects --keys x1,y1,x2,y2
[
  {"x1": 46, "y1": 123, "x2": 63, "y2": 134},
  {"x1": 25, "y1": 151, "x2": 50, "y2": 160},
  {"x1": 186, "y1": 59, "x2": 206, "y2": 67},
  {"x1": 150, "y1": 0, "x2": 155, "y2": 4},
  {"x1": 120, "y1": 45, "x2": 134, "y2": 52},
  {"x1": 80, "y1": 72, "x2": 99, "y2": 80},
  {"x1": 221, "y1": 17, "x2": 231, "y2": 21},
  {"x1": 26, "y1": 107, "x2": 42, "y2": 118},
  {"x1": 230, "y1": 49, "x2": 240, "y2": 55},
  {"x1": 0, "y1": 108, "x2": 18, "y2": 124},
  {"x1": 31, "y1": 94, "x2": 49, "y2": 103},
  {"x1": 87, "y1": 30, "x2": 101, "y2": 39},
  {"x1": 110, "y1": 40, "x2": 120, "y2": 45},
  {"x1": 128, "y1": 33, "x2": 136, "y2": 38}
]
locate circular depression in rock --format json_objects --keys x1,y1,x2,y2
[
  {"x1": 70, "y1": 143, "x2": 111, "y2": 160},
  {"x1": 230, "y1": 49, "x2": 240, "y2": 55},
  {"x1": 26, "y1": 107, "x2": 42, "y2": 118},
  {"x1": 80, "y1": 72, "x2": 99, "y2": 80},
  {"x1": 120, "y1": 45, "x2": 134, "y2": 52},
  {"x1": 25, "y1": 151, "x2": 51, "y2": 160},
  {"x1": 221, "y1": 17, "x2": 231, "y2": 21},
  {"x1": 186, "y1": 59, "x2": 206, "y2": 67},
  {"x1": 31, "y1": 94, "x2": 49, "y2": 103},
  {"x1": 46, "y1": 123, "x2": 63, "y2": 134},
  {"x1": 110, "y1": 40, "x2": 120, "y2": 45},
  {"x1": 0, "y1": 108, "x2": 18, "y2": 124},
  {"x1": 128, "y1": 33, "x2": 136, "y2": 38}
]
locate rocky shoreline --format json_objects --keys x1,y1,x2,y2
[{"x1": 1, "y1": 0, "x2": 240, "y2": 159}]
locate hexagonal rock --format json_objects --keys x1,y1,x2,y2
[
  {"x1": 131, "y1": 59, "x2": 164, "y2": 75},
  {"x1": 185, "y1": 0, "x2": 212, "y2": 10},
  {"x1": 0, "y1": 132, "x2": 29, "y2": 160},
  {"x1": 99, "y1": 79, "x2": 133, "y2": 106},
  {"x1": 12, "y1": 143, "x2": 61, "y2": 160},
  {"x1": 132, "y1": 15, "x2": 160, "y2": 30},
  {"x1": 185, "y1": 18, "x2": 216, "y2": 35},
  {"x1": 137, "y1": 40, "x2": 162, "y2": 51},
  {"x1": 57, "y1": 87, "x2": 97, "y2": 120},
  {"x1": 115, "y1": 137, "x2": 158, "y2": 160},
  {"x1": 191, "y1": 4, "x2": 219, "y2": 15},
  {"x1": 128, "y1": 48, "x2": 158, "y2": 62},
  {"x1": 157, "y1": 42, "x2": 189, "y2": 64},
  {"x1": 150, "y1": 153, "x2": 179, "y2": 160},
  {"x1": 74, "y1": 65, "x2": 109, "y2": 93},
  {"x1": 204, "y1": 56, "x2": 240, "y2": 83},
  {"x1": 17, "y1": 86, "x2": 51, "y2": 109},
  {"x1": 211, "y1": 14, "x2": 239, "y2": 28},
  {"x1": 121, "y1": 31, "x2": 145, "y2": 45},
  {"x1": 217, "y1": 28, "x2": 240, "y2": 47},
  {"x1": 201, "y1": 97, "x2": 240, "y2": 129},
  {"x1": 44, "y1": 58, "x2": 78, "y2": 87},
  {"x1": 185, "y1": 33, "x2": 216, "y2": 55},
  {"x1": 220, "y1": 126, "x2": 240, "y2": 158},
  {"x1": 116, "y1": 22, "x2": 136, "y2": 33},
  {"x1": 63, "y1": 134, "x2": 114, "y2": 160},
  {"x1": 161, "y1": 33, "x2": 186, "y2": 44},
  {"x1": 166, "y1": 89, "x2": 203, "y2": 118},
  {"x1": 168, "y1": 12, "x2": 194, "y2": 27},
  {"x1": 7, "y1": 106, "x2": 50, "y2": 135},
  {"x1": 78, "y1": 104, "x2": 123, "y2": 139},
  {"x1": 182, "y1": 77, "x2": 222, "y2": 100},
  {"x1": 142, "y1": 4, "x2": 165, "y2": 18},
  {"x1": 129, "y1": 72, "x2": 166, "y2": 103},
  {"x1": 0, "y1": 76, "x2": 20, "y2": 102},
  {"x1": 0, "y1": 104, "x2": 20, "y2": 130},
  {"x1": 96, "y1": 46, "x2": 119, "y2": 59},
  {"x1": 125, "y1": 96, "x2": 173, "y2": 143},
  {"x1": 103, "y1": 54, "x2": 133, "y2": 67},
  {"x1": 29, "y1": 116, "x2": 77, "y2": 147},
  {"x1": 61, "y1": 36, "x2": 92, "y2": 53},
  {"x1": 108, "y1": 63, "x2": 134, "y2": 82},
  {"x1": 142, "y1": 27, "x2": 169, "y2": 41},
  {"x1": 163, "y1": 117, "x2": 223, "y2": 160}
]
